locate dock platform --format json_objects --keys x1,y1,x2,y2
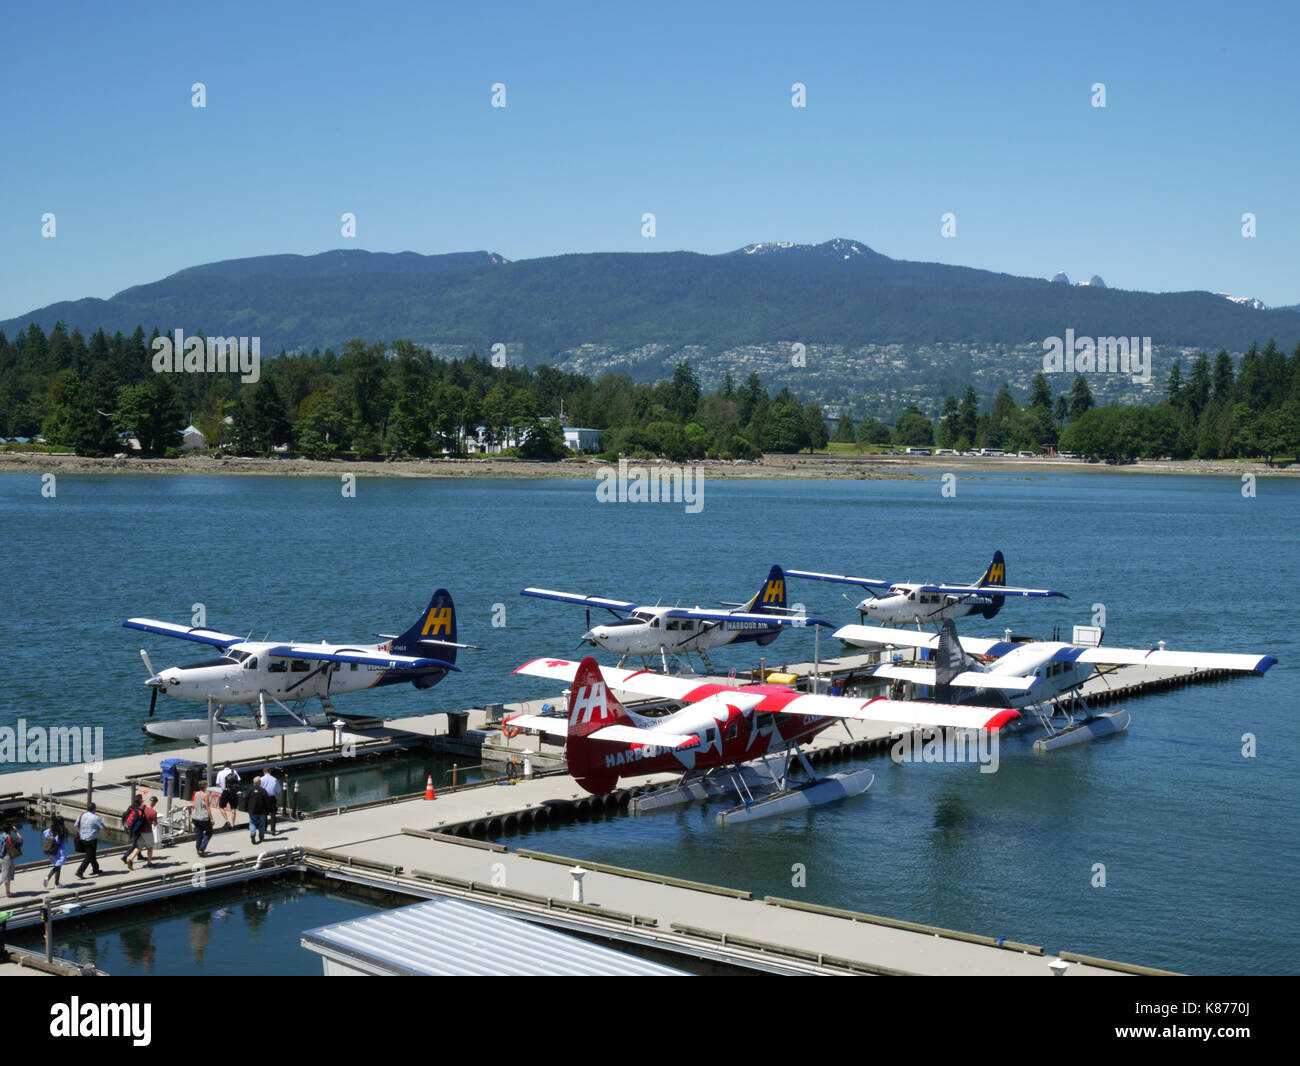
[{"x1": 0, "y1": 653, "x2": 1223, "y2": 976}]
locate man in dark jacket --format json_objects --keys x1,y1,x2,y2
[{"x1": 247, "y1": 782, "x2": 270, "y2": 845}]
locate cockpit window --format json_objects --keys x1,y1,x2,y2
[{"x1": 227, "y1": 650, "x2": 251, "y2": 663}]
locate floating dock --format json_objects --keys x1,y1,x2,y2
[{"x1": 0, "y1": 653, "x2": 1222, "y2": 976}]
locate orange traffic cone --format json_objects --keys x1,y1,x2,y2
[{"x1": 424, "y1": 775, "x2": 436, "y2": 800}]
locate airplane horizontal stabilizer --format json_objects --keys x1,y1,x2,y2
[
  {"x1": 834, "y1": 624, "x2": 1014, "y2": 657},
  {"x1": 873, "y1": 664, "x2": 1037, "y2": 691},
  {"x1": 502, "y1": 714, "x2": 569, "y2": 738},
  {"x1": 587, "y1": 725, "x2": 700, "y2": 749}
]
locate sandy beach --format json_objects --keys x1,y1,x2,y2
[{"x1": 1, "y1": 449, "x2": 1294, "y2": 480}]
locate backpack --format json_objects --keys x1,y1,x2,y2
[
  {"x1": 42, "y1": 831, "x2": 58, "y2": 855},
  {"x1": 125, "y1": 806, "x2": 143, "y2": 831},
  {"x1": 3, "y1": 833, "x2": 21, "y2": 858}
]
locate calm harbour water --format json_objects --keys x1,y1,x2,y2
[{"x1": 1, "y1": 468, "x2": 1296, "y2": 975}]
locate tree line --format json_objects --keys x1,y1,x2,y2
[
  {"x1": 4, "y1": 321, "x2": 1295, "y2": 463},
  {"x1": 0, "y1": 323, "x2": 830, "y2": 460},
  {"x1": 831, "y1": 341, "x2": 1300, "y2": 462}
]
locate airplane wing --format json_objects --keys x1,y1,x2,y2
[
  {"x1": 786, "y1": 569, "x2": 893, "y2": 590},
  {"x1": 513, "y1": 658, "x2": 1016, "y2": 731},
  {"x1": 918, "y1": 583, "x2": 1067, "y2": 599},
  {"x1": 265, "y1": 644, "x2": 458, "y2": 671},
  {"x1": 1055, "y1": 645, "x2": 1277, "y2": 674},
  {"x1": 124, "y1": 618, "x2": 245, "y2": 648},
  {"x1": 520, "y1": 589, "x2": 639, "y2": 613},
  {"x1": 514, "y1": 658, "x2": 703, "y2": 701},
  {"x1": 872, "y1": 664, "x2": 1039, "y2": 692},
  {"x1": 833, "y1": 625, "x2": 1016, "y2": 658},
  {"x1": 665, "y1": 608, "x2": 831, "y2": 628}
]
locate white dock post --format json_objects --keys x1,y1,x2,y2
[
  {"x1": 205, "y1": 696, "x2": 215, "y2": 799},
  {"x1": 522, "y1": 749, "x2": 534, "y2": 779},
  {"x1": 570, "y1": 866, "x2": 587, "y2": 903}
]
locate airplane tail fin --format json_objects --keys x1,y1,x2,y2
[
  {"x1": 745, "y1": 565, "x2": 787, "y2": 614},
  {"x1": 934, "y1": 619, "x2": 972, "y2": 702},
  {"x1": 565, "y1": 656, "x2": 631, "y2": 794},
  {"x1": 390, "y1": 590, "x2": 457, "y2": 685},
  {"x1": 975, "y1": 551, "x2": 1006, "y2": 619}
]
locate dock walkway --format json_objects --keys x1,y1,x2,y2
[{"x1": 0, "y1": 657, "x2": 1215, "y2": 976}]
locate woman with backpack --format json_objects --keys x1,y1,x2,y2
[
  {"x1": 42, "y1": 816, "x2": 68, "y2": 888},
  {"x1": 123, "y1": 796, "x2": 160, "y2": 870},
  {"x1": 121, "y1": 795, "x2": 145, "y2": 871},
  {"x1": 1, "y1": 823, "x2": 23, "y2": 897}
]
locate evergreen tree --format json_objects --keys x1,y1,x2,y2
[
  {"x1": 802, "y1": 401, "x2": 829, "y2": 452},
  {"x1": 1068, "y1": 375, "x2": 1095, "y2": 420}
]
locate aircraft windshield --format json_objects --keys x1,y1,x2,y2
[{"x1": 182, "y1": 657, "x2": 240, "y2": 670}]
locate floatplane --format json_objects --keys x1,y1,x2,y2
[
  {"x1": 522, "y1": 566, "x2": 827, "y2": 673},
  {"x1": 789, "y1": 551, "x2": 1066, "y2": 628},
  {"x1": 836, "y1": 619, "x2": 1277, "y2": 750},
  {"x1": 125, "y1": 590, "x2": 471, "y2": 743},
  {"x1": 504, "y1": 655, "x2": 1016, "y2": 824}
]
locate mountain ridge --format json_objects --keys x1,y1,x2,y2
[{"x1": 4, "y1": 240, "x2": 1297, "y2": 361}]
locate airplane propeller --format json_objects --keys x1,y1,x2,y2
[
  {"x1": 139, "y1": 649, "x2": 165, "y2": 715},
  {"x1": 843, "y1": 592, "x2": 866, "y2": 621}
]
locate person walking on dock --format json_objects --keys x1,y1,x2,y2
[
  {"x1": 74, "y1": 804, "x2": 104, "y2": 878},
  {"x1": 247, "y1": 778, "x2": 271, "y2": 845},
  {"x1": 121, "y1": 795, "x2": 145, "y2": 871},
  {"x1": 123, "y1": 795, "x2": 159, "y2": 869},
  {"x1": 1, "y1": 823, "x2": 23, "y2": 897},
  {"x1": 191, "y1": 789, "x2": 214, "y2": 857},
  {"x1": 138, "y1": 796, "x2": 159, "y2": 867},
  {"x1": 257, "y1": 768, "x2": 281, "y2": 834},
  {"x1": 216, "y1": 763, "x2": 241, "y2": 831},
  {"x1": 41, "y1": 816, "x2": 68, "y2": 888}
]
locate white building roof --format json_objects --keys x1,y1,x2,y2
[{"x1": 300, "y1": 897, "x2": 687, "y2": 976}]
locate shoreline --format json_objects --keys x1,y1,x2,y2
[{"x1": 0, "y1": 450, "x2": 1294, "y2": 480}]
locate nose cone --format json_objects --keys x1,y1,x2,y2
[
  {"x1": 862, "y1": 600, "x2": 875, "y2": 614},
  {"x1": 581, "y1": 629, "x2": 600, "y2": 645},
  {"x1": 154, "y1": 668, "x2": 182, "y2": 687}
]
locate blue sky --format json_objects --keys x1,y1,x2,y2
[{"x1": 2, "y1": 0, "x2": 1297, "y2": 320}]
